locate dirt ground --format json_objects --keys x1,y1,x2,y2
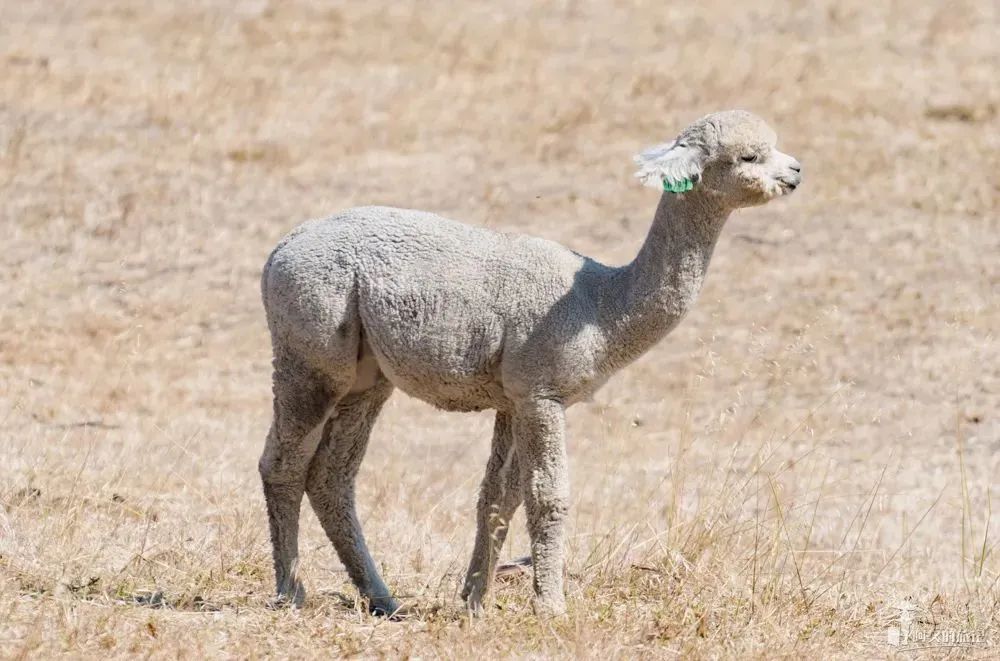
[{"x1": 1, "y1": 1, "x2": 998, "y2": 658}]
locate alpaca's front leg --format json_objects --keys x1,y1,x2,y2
[
  {"x1": 514, "y1": 398, "x2": 568, "y2": 617},
  {"x1": 463, "y1": 412, "x2": 522, "y2": 614}
]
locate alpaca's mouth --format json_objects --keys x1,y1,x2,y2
[{"x1": 776, "y1": 176, "x2": 800, "y2": 194}]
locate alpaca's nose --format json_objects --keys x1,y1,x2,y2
[{"x1": 779, "y1": 158, "x2": 802, "y2": 191}]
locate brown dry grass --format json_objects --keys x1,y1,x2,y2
[{"x1": 1, "y1": 1, "x2": 998, "y2": 658}]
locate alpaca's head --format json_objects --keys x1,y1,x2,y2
[{"x1": 635, "y1": 110, "x2": 801, "y2": 208}]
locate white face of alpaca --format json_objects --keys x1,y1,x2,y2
[
  {"x1": 634, "y1": 110, "x2": 802, "y2": 208},
  {"x1": 714, "y1": 139, "x2": 803, "y2": 206}
]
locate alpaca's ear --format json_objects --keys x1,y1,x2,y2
[{"x1": 633, "y1": 141, "x2": 705, "y2": 191}]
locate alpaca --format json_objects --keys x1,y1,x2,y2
[{"x1": 258, "y1": 110, "x2": 801, "y2": 618}]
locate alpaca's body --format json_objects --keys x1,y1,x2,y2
[
  {"x1": 266, "y1": 207, "x2": 601, "y2": 413},
  {"x1": 258, "y1": 110, "x2": 802, "y2": 617}
]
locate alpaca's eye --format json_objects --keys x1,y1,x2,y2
[{"x1": 741, "y1": 154, "x2": 759, "y2": 163}]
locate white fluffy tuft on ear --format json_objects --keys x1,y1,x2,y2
[{"x1": 633, "y1": 141, "x2": 705, "y2": 190}]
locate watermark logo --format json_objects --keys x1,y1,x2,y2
[{"x1": 884, "y1": 599, "x2": 991, "y2": 651}]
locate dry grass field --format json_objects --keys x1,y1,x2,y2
[{"x1": 1, "y1": 0, "x2": 998, "y2": 657}]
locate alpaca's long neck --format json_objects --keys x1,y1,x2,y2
[{"x1": 599, "y1": 192, "x2": 731, "y2": 370}]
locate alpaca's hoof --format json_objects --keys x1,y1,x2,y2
[
  {"x1": 463, "y1": 590, "x2": 487, "y2": 617},
  {"x1": 368, "y1": 596, "x2": 404, "y2": 619},
  {"x1": 462, "y1": 578, "x2": 488, "y2": 616},
  {"x1": 495, "y1": 555, "x2": 532, "y2": 582},
  {"x1": 531, "y1": 595, "x2": 567, "y2": 619},
  {"x1": 268, "y1": 581, "x2": 305, "y2": 609}
]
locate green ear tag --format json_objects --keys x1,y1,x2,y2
[{"x1": 662, "y1": 177, "x2": 694, "y2": 193}]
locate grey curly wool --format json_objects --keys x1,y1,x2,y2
[{"x1": 258, "y1": 109, "x2": 802, "y2": 617}]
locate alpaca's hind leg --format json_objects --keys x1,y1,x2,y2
[
  {"x1": 462, "y1": 412, "x2": 523, "y2": 613},
  {"x1": 514, "y1": 398, "x2": 568, "y2": 617},
  {"x1": 306, "y1": 379, "x2": 397, "y2": 616},
  {"x1": 259, "y1": 353, "x2": 340, "y2": 606}
]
